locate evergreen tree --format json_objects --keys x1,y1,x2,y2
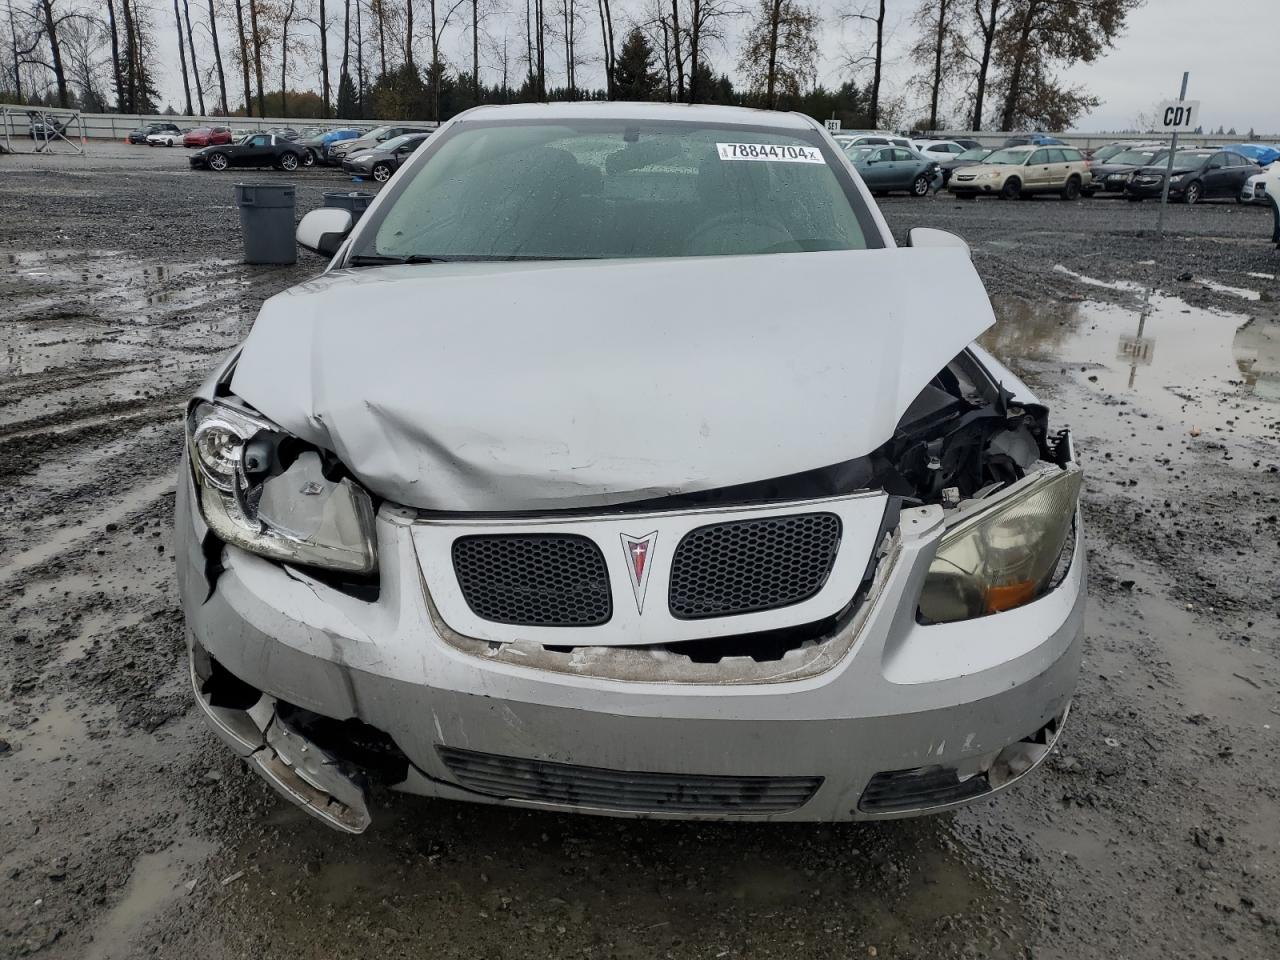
[
  {"x1": 336, "y1": 69, "x2": 359, "y2": 117},
  {"x1": 612, "y1": 28, "x2": 657, "y2": 101}
]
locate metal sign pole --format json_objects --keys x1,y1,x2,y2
[{"x1": 1156, "y1": 71, "x2": 1189, "y2": 237}]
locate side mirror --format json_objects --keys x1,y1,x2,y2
[
  {"x1": 907, "y1": 227, "x2": 971, "y2": 259},
  {"x1": 297, "y1": 208, "x2": 354, "y2": 257}
]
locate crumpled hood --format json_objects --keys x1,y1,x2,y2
[{"x1": 231, "y1": 249, "x2": 995, "y2": 512}]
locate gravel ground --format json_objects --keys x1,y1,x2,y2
[{"x1": 2, "y1": 141, "x2": 1279, "y2": 960}]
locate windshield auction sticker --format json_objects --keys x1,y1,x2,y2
[{"x1": 716, "y1": 143, "x2": 825, "y2": 164}]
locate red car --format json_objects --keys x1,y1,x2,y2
[{"x1": 183, "y1": 126, "x2": 232, "y2": 148}]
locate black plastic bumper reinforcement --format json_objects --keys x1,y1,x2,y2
[{"x1": 438, "y1": 746, "x2": 823, "y2": 814}]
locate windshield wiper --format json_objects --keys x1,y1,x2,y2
[{"x1": 346, "y1": 253, "x2": 454, "y2": 267}]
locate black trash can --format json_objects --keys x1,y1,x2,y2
[
  {"x1": 235, "y1": 182, "x2": 297, "y2": 265},
  {"x1": 323, "y1": 190, "x2": 375, "y2": 224}
]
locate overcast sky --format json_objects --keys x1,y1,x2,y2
[{"x1": 149, "y1": 0, "x2": 1279, "y2": 135}]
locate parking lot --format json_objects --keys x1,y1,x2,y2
[{"x1": 2, "y1": 141, "x2": 1279, "y2": 960}]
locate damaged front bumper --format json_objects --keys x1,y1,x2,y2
[{"x1": 177, "y1": 458, "x2": 1085, "y2": 832}]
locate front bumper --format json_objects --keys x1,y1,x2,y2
[{"x1": 176, "y1": 466, "x2": 1085, "y2": 829}]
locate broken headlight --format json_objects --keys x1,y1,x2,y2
[
  {"x1": 917, "y1": 467, "x2": 1081, "y2": 624},
  {"x1": 187, "y1": 401, "x2": 378, "y2": 575}
]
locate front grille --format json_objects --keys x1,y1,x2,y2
[
  {"x1": 858, "y1": 765, "x2": 991, "y2": 813},
  {"x1": 668, "y1": 513, "x2": 841, "y2": 620},
  {"x1": 439, "y1": 746, "x2": 822, "y2": 814},
  {"x1": 451, "y1": 534, "x2": 611, "y2": 626}
]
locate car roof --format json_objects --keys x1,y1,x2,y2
[{"x1": 452, "y1": 101, "x2": 818, "y2": 130}]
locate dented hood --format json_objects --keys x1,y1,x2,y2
[{"x1": 231, "y1": 249, "x2": 995, "y2": 511}]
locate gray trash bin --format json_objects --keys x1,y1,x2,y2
[
  {"x1": 323, "y1": 190, "x2": 375, "y2": 224},
  {"x1": 235, "y1": 182, "x2": 297, "y2": 265}
]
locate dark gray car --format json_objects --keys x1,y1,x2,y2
[{"x1": 845, "y1": 145, "x2": 939, "y2": 197}]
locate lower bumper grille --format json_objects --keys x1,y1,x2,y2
[
  {"x1": 439, "y1": 746, "x2": 822, "y2": 814},
  {"x1": 858, "y1": 765, "x2": 991, "y2": 813}
]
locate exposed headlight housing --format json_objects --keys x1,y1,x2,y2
[
  {"x1": 187, "y1": 400, "x2": 378, "y2": 575},
  {"x1": 917, "y1": 467, "x2": 1082, "y2": 624}
]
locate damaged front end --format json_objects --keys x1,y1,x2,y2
[{"x1": 177, "y1": 251, "x2": 1083, "y2": 831}]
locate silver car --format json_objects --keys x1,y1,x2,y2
[{"x1": 177, "y1": 103, "x2": 1085, "y2": 833}]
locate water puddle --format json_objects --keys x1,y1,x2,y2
[
  {"x1": 983, "y1": 288, "x2": 1280, "y2": 441},
  {"x1": 84, "y1": 839, "x2": 215, "y2": 960}
]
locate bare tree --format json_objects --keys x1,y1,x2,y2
[
  {"x1": 909, "y1": 0, "x2": 962, "y2": 130},
  {"x1": 172, "y1": 0, "x2": 193, "y2": 111},
  {"x1": 279, "y1": 0, "x2": 303, "y2": 114},
  {"x1": 965, "y1": 0, "x2": 1003, "y2": 130},
  {"x1": 594, "y1": 0, "x2": 612, "y2": 97},
  {"x1": 301, "y1": 0, "x2": 329, "y2": 112},
  {"x1": 841, "y1": 0, "x2": 886, "y2": 127},
  {"x1": 232, "y1": 0, "x2": 252, "y2": 111},
  {"x1": 247, "y1": 0, "x2": 264, "y2": 115},
  {"x1": 204, "y1": 0, "x2": 229, "y2": 112},
  {"x1": 685, "y1": 0, "x2": 735, "y2": 101},
  {"x1": 103, "y1": 0, "x2": 123, "y2": 108},
  {"x1": 738, "y1": 0, "x2": 816, "y2": 106},
  {"x1": 668, "y1": 0, "x2": 682, "y2": 100},
  {"x1": 38, "y1": 0, "x2": 70, "y2": 106},
  {"x1": 59, "y1": 13, "x2": 110, "y2": 108},
  {"x1": 427, "y1": 0, "x2": 468, "y2": 116},
  {"x1": 183, "y1": 0, "x2": 207, "y2": 112}
]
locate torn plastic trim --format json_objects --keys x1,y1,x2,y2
[
  {"x1": 189, "y1": 644, "x2": 372, "y2": 833},
  {"x1": 419, "y1": 525, "x2": 904, "y2": 685},
  {"x1": 857, "y1": 702, "x2": 1070, "y2": 816}
]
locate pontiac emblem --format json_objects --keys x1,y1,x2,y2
[{"x1": 620, "y1": 531, "x2": 658, "y2": 613}]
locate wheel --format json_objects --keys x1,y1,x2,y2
[
  {"x1": 279, "y1": 152, "x2": 299, "y2": 171},
  {"x1": 911, "y1": 173, "x2": 931, "y2": 197},
  {"x1": 207, "y1": 151, "x2": 229, "y2": 171},
  {"x1": 1000, "y1": 178, "x2": 1022, "y2": 200},
  {"x1": 1183, "y1": 180, "x2": 1203, "y2": 205},
  {"x1": 372, "y1": 162, "x2": 393, "y2": 183},
  {"x1": 1061, "y1": 176, "x2": 1081, "y2": 200},
  {"x1": 301, "y1": 150, "x2": 315, "y2": 167}
]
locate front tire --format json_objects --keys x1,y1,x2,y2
[
  {"x1": 911, "y1": 173, "x2": 931, "y2": 197},
  {"x1": 1183, "y1": 181, "x2": 1203, "y2": 205},
  {"x1": 1001, "y1": 178, "x2": 1022, "y2": 200},
  {"x1": 372, "y1": 162, "x2": 393, "y2": 183},
  {"x1": 302, "y1": 150, "x2": 315, "y2": 167},
  {"x1": 279, "y1": 152, "x2": 299, "y2": 171},
  {"x1": 207, "y1": 151, "x2": 229, "y2": 172}
]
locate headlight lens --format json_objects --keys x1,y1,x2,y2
[
  {"x1": 918, "y1": 468, "x2": 1082, "y2": 624},
  {"x1": 187, "y1": 401, "x2": 378, "y2": 575}
]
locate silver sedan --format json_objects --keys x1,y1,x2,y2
[{"x1": 176, "y1": 102, "x2": 1084, "y2": 832}]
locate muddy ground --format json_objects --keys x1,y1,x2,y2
[{"x1": 2, "y1": 142, "x2": 1279, "y2": 960}]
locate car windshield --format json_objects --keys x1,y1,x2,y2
[
  {"x1": 379, "y1": 134, "x2": 416, "y2": 151},
  {"x1": 1112, "y1": 149, "x2": 1162, "y2": 165},
  {"x1": 1176, "y1": 150, "x2": 1213, "y2": 164},
  {"x1": 983, "y1": 149, "x2": 1032, "y2": 165},
  {"x1": 353, "y1": 119, "x2": 875, "y2": 262},
  {"x1": 1092, "y1": 144, "x2": 1127, "y2": 161},
  {"x1": 844, "y1": 145, "x2": 875, "y2": 160},
  {"x1": 957, "y1": 148, "x2": 990, "y2": 161}
]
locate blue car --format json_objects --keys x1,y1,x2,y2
[
  {"x1": 1222, "y1": 144, "x2": 1280, "y2": 168},
  {"x1": 299, "y1": 127, "x2": 364, "y2": 164}
]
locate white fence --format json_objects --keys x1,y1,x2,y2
[
  {"x1": 2, "y1": 103, "x2": 1272, "y2": 147},
  {"x1": 0, "y1": 103, "x2": 437, "y2": 142}
]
